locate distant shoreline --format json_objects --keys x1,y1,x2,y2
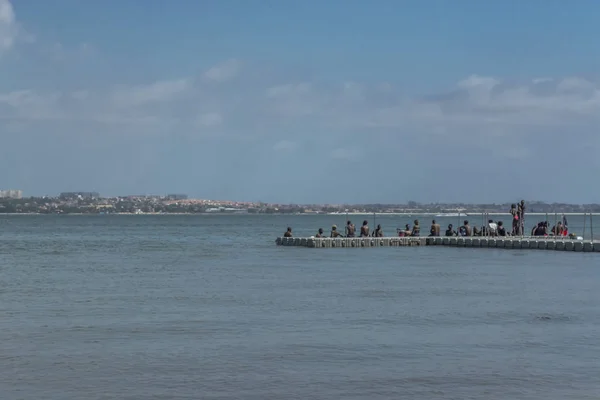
[{"x1": 0, "y1": 212, "x2": 594, "y2": 216}]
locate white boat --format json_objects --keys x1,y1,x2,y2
[{"x1": 435, "y1": 212, "x2": 469, "y2": 217}]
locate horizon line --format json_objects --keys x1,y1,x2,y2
[{"x1": 3, "y1": 194, "x2": 600, "y2": 207}]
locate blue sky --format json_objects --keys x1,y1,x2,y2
[{"x1": 1, "y1": 0, "x2": 600, "y2": 204}]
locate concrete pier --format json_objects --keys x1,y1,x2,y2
[{"x1": 275, "y1": 236, "x2": 600, "y2": 252}]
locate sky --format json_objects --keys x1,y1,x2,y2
[{"x1": 1, "y1": 0, "x2": 600, "y2": 204}]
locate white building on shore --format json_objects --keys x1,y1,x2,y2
[{"x1": 0, "y1": 189, "x2": 23, "y2": 199}]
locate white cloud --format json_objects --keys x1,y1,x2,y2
[
  {"x1": 455, "y1": 74, "x2": 500, "y2": 106},
  {"x1": 2, "y1": 52, "x2": 600, "y2": 202},
  {"x1": 203, "y1": 59, "x2": 241, "y2": 82},
  {"x1": 195, "y1": 112, "x2": 223, "y2": 127},
  {"x1": 273, "y1": 140, "x2": 297, "y2": 152},
  {"x1": 0, "y1": 0, "x2": 17, "y2": 55},
  {"x1": 556, "y1": 77, "x2": 594, "y2": 94},
  {"x1": 458, "y1": 74, "x2": 500, "y2": 90},
  {"x1": 71, "y1": 90, "x2": 89, "y2": 101},
  {"x1": 2, "y1": 66, "x2": 600, "y2": 151},
  {"x1": 330, "y1": 147, "x2": 361, "y2": 161},
  {"x1": 0, "y1": 0, "x2": 86, "y2": 62},
  {"x1": 0, "y1": 0, "x2": 35, "y2": 56},
  {"x1": 2, "y1": 0, "x2": 600, "y2": 202},
  {"x1": 41, "y1": 40, "x2": 95, "y2": 62},
  {"x1": 111, "y1": 78, "x2": 191, "y2": 108},
  {"x1": 266, "y1": 83, "x2": 311, "y2": 98},
  {"x1": 0, "y1": 89, "x2": 64, "y2": 120},
  {"x1": 264, "y1": 83, "x2": 325, "y2": 117}
]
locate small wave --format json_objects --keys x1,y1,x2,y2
[
  {"x1": 39, "y1": 250, "x2": 68, "y2": 255},
  {"x1": 532, "y1": 313, "x2": 574, "y2": 322}
]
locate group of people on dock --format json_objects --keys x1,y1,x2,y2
[
  {"x1": 284, "y1": 220, "x2": 388, "y2": 239},
  {"x1": 282, "y1": 200, "x2": 574, "y2": 239},
  {"x1": 283, "y1": 219, "x2": 423, "y2": 239},
  {"x1": 442, "y1": 219, "x2": 510, "y2": 237}
]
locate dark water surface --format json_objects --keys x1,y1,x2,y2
[{"x1": 1, "y1": 214, "x2": 599, "y2": 399}]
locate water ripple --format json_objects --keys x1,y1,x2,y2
[{"x1": 1, "y1": 214, "x2": 600, "y2": 399}]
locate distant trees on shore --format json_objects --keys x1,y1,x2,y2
[{"x1": 1, "y1": 197, "x2": 600, "y2": 214}]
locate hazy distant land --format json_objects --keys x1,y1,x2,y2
[{"x1": 0, "y1": 194, "x2": 599, "y2": 215}]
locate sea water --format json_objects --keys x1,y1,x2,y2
[{"x1": 1, "y1": 214, "x2": 599, "y2": 399}]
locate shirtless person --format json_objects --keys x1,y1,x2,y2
[
  {"x1": 330, "y1": 225, "x2": 343, "y2": 238},
  {"x1": 430, "y1": 219, "x2": 441, "y2": 236},
  {"x1": 411, "y1": 219, "x2": 420, "y2": 236},
  {"x1": 345, "y1": 220, "x2": 356, "y2": 237},
  {"x1": 517, "y1": 200, "x2": 525, "y2": 235},
  {"x1": 360, "y1": 220, "x2": 370, "y2": 237},
  {"x1": 459, "y1": 220, "x2": 472, "y2": 236}
]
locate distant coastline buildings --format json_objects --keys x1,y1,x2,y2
[
  {"x1": 0, "y1": 189, "x2": 599, "y2": 214},
  {"x1": 59, "y1": 192, "x2": 100, "y2": 200},
  {"x1": 0, "y1": 189, "x2": 22, "y2": 199},
  {"x1": 166, "y1": 194, "x2": 188, "y2": 200}
]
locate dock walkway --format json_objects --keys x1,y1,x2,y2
[{"x1": 276, "y1": 236, "x2": 600, "y2": 252}]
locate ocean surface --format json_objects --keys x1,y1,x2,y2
[{"x1": 1, "y1": 214, "x2": 599, "y2": 399}]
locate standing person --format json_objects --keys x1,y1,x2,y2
[
  {"x1": 562, "y1": 215, "x2": 569, "y2": 236},
  {"x1": 510, "y1": 204, "x2": 519, "y2": 235},
  {"x1": 517, "y1": 200, "x2": 526, "y2": 235},
  {"x1": 497, "y1": 221, "x2": 507, "y2": 236}
]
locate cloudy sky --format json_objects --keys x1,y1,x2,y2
[{"x1": 1, "y1": 0, "x2": 600, "y2": 204}]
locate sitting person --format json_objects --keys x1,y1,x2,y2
[
  {"x1": 487, "y1": 219, "x2": 498, "y2": 236},
  {"x1": 497, "y1": 221, "x2": 507, "y2": 236},
  {"x1": 315, "y1": 228, "x2": 324, "y2": 238},
  {"x1": 430, "y1": 219, "x2": 441, "y2": 236},
  {"x1": 345, "y1": 220, "x2": 356, "y2": 237},
  {"x1": 458, "y1": 220, "x2": 472, "y2": 236},
  {"x1": 374, "y1": 224, "x2": 384, "y2": 237},
  {"x1": 411, "y1": 220, "x2": 420, "y2": 236},
  {"x1": 551, "y1": 222, "x2": 564, "y2": 236},
  {"x1": 532, "y1": 222, "x2": 547, "y2": 236},
  {"x1": 398, "y1": 224, "x2": 411, "y2": 237},
  {"x1": 330, "y1": 225, "x2": 343, "y2": 238},
  {"x1": 360, "y1": 220, "x2": 370, "y2": 237},
  {"x1": 445, "y1": 224, "x2": 456, "y2": 236},
  {"x1": 283, "y1": 227, "x2": 292, "y2": 237}
]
